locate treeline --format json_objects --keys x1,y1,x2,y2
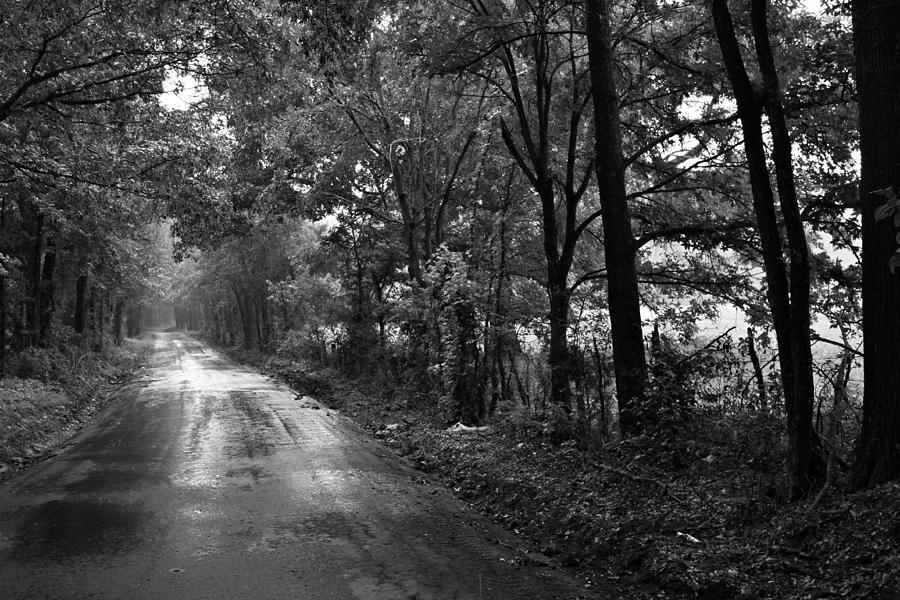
[
  {"x1": 167, "y1": 0, "x2": 898, "y2": 498},
  {"x1": 2, "y1": 0, "x2": 898, "y2": 501},
  {"x1": 0, "y1": 196, "x2": 163, "y2": 368},
  {"x1": 0, "y1": 1, "x2": 266, "y2": 374}
]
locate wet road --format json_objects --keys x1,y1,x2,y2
[{"x1": 0, "y1": 332, "x2": 593, "y2": 599}]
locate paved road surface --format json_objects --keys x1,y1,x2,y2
[{"x1": 0, "y1": 332, "x2": 594, "y2": 599}]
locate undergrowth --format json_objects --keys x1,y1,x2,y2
[
  {"x1": 252, "y1": 353, "x2": 899, "y2": 600},
  {"x1": 0, "y1": 342, "x2": 145, "y2": 481}
]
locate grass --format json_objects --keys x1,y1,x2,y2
[{"x1": 0, "y1": 342, "x2": 145, "y2": 481}]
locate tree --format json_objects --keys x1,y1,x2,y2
[
  {"x1": 430, "y1": 0, "x2": 600, "y2": 415},
  {"x1": 851, "y1": 0, "x2": 900, "y2": 489},
  {"x1": 585, "y1": 0, "x2": 648, "y2": 434},
  {"x1": 711, "y1": 0, "x2": 823, "y2": 498}
]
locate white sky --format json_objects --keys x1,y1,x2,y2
[{"x1": 159, "y1": 72, "x2": 208, "y2": 111}]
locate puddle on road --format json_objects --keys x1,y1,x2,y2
[
  {"x1": 11, "y1": 499, "x2": 156, "y2": 562},
  {"x1": 61, "y1": 467, "x2": 170, "y2": 494}
]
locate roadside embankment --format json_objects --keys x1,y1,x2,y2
[
  {"x1": 212, "y1": 348, "x2": 900, "y2": 599},
  {"x1": 0, "y1": 340, "x2": 148, "y2": 482}
]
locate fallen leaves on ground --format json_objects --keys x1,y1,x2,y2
[{"x1": 248, "y1": 354, "x2": 900, "y2": 599}]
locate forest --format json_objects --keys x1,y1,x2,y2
[{"x1": 1, "y1": 0, "x2": 899, "y2": 596}]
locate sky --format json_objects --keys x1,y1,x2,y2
[{"x1": 159, "y1": 72, "x2": 208, "y2": 111}]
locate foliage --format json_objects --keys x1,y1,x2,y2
[{"x1": 0, "y1": 341, "x2": 142, "y2": 481}]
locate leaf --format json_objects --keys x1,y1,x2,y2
[
  {"x1": 874, "y1": 202, "x2": 895, "y2": 221},
  {"x1": 889, "y1": 252, "x2": 900, "y2": 274}
]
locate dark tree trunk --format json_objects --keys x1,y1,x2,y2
[
  {"x1": 747, "y1": 328, "x2": 766, "y2": 411},
  {"x1": 712, "y1": 0, "x2": 823, "y2": 498},
  {"x1": 38, "y1": 237, "x2": 55, "y2": 345},
  {"x1": 394, "y1": 181, "x2": 423, "y2": 284},
  {"x1": 851, "y1": 0, "x2": 900, "y2": 489},
  {"x1": 0, "y1": 196, "x2": 7, "y2": 376},
  {"x1": 126, "y1": 304, "x2": 142, "y2": 338},
  {"x1": 547, "y1": 272, "x2": 572, "y2": 414},
  {"x1": 592, "y1": 336, "x2": 608, "y2": 439},
  {"x1": 492, "y1": 15, "x2": 583, "y2": 416},
  {"x1": 29, "y1": 212, "x2": 45, "y2": 345},
  {"x1": 750, "y1": 0, "x2": 821, "y2": 497},
  {"x1": 234, "y1": 287, "x2": 258, "y2": 350},
  {"x1": 0, "y1": 271, "x2": 5, "y2": 377},
  {"x1": 74, "y1": 273, "x2": 88, "y2": 335},
  {"x1": 454, "y1": 301, "x2": 484, "y2": 425},
  {"x1": 224, "y1": 306, "x2": 237, "y2": 346},
  {"x1": 585, "y1": 0, "x2": 648, "y2": 435},
  {"x1": 92, "y1": 290, "x2": 103, "y2": 351},
  {"x1": 207, "y1": 301, "x2": 220, "y2": 342},
  {"x1": 489, "y1": 206, "x2": 510, "y2": 416},
  {"x1": 650, "y1": 321, "x2": 663, "y2": 377},
  {"x1": 15, "y1": 301, "x2": 25, "y2": 350},
  {"x1": 113, "y1": 299, "x2": 124, "y2": 345},
  {"x1": 257, "y1": 293, "x2": 270, "y2": 349}
]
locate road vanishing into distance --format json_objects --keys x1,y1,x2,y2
[{"x1": 0, "y1": 332, "x2": 594, "y2": 599}]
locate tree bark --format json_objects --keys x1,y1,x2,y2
[
  {"x1": 585, "y1": 0, "x2": 648, "y2": 434},
  {"x1": 92, "y1": 290, "x2": 104, "y2": 351},
  {"x1": 489, "y1": 200, "x2": 511, "y2": 416},
  {"x1": 126, "y1": 303, "x2": 142, "y2": 338},
  {"x1": 851, "y1": 0, "x2": 900, "y2": 489},
  {"x1": 0, "y1": 270, "x2": 5, "y2": 377},
  {"x1": 547, "y1": 274, "x2": 572, "y2": 414},
  {"x1": 74, "y1": 273, "x2": 89, "y2": 335},
  {"x1": 712, "y1": 0, "x2": 822, "y2": 498},
  {"x1": 38, "y1": 236, "x2": 55, "y2": 345},
  {"x1": 29, "y1": 211, "x2": 44, "y2": 345},
  {"x1": 750, "y1": 0, "x2": 821, "y2": 497},
  {"x1": 0, "y1": 195, "x2": 7, "y2": 376},
  {"x1": 491, "y1": 12, "x2": 583, "y2": 415},
  {"x1": 592, "y1": 336, "x2": 608, "y2": 439},
  {"x1": 113, "y1": 299, "x2": 124, "y2": 346},
  {"x1": 454, "y1": 300, "x2": 484, "y2": 424},
  {"x1": 747, "y1": 328, "x2": 766, "y2": 411},
  {"x1": 233, "y1": 286, "x2": 258, "y2": 350}
]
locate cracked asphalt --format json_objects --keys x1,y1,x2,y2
[{"x1": 0, "y1": 332, "x2": 596, "y2": 599}]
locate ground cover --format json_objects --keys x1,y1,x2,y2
[
  {"x1": 0, "y1": 342, "x2": 146, "y2": 482},
  {"x1": 257, "y1": 354, "x2": 900, "y2": 600}
]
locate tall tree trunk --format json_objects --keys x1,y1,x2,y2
[
  {"x1": 489, "y1": 202, "x2": 510, "y2": 416},
  {"x1": 29, "y1": 211, "x2": 44, "y2": 345},
  {"x1": 712, "y1": 0, "x2": 822, "y2": 498},
  {"x1": 0, "y1": 270, "x2": 5, "y2": 377},
  {"x1": 126, "y1": 303, "x2": 142, "y2": 338},
  {"x1": 38, "y1": 236, "x2": 55, "y2": 345},
  {"x1": 747, "y1": 328, "x2": 767, "y2": 411},
  {"x1": 392, "y1": 165, "x2": 424, "y2": 283},
  {"x1": 750, "y1": 0, "x2": 821, "y2": 496},
  {"x1": 74, "y1": 273, "x2": 88, "y2": 335},
  {"x1": 548, "y1": 270, "x2": 572, "y2": 413},
  {"x1": 113, "y1": 299, "x2": 124, "y2": 346},
  {"x1": 257, "y1": 293, "x2": 271, "y2": 348},
  {"x1": 592, "y1": 336, "x2": 608, "y2": 439},
  {"x1": 91, "y1": 289, "x2": 103, "y2": 351},
  {"x1": 0, "y1": 195, "x2": 7, "y2": 377},
  {"x1": 234, "y1": 287, "x2": 258, "y2": 350},
  {"x1": 585, "y1": 0, "x2": 648, "y2": 435},
  {"x1": 851, "y1": 0, "x2": 900, "y2": 489},
  {"x1": 454, "y1": 300, "x2": 483, "y2": 425}
]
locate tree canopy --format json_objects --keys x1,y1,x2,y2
[{"x1": 4, "y1": 0, "x2": 898, "y2": 499}]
